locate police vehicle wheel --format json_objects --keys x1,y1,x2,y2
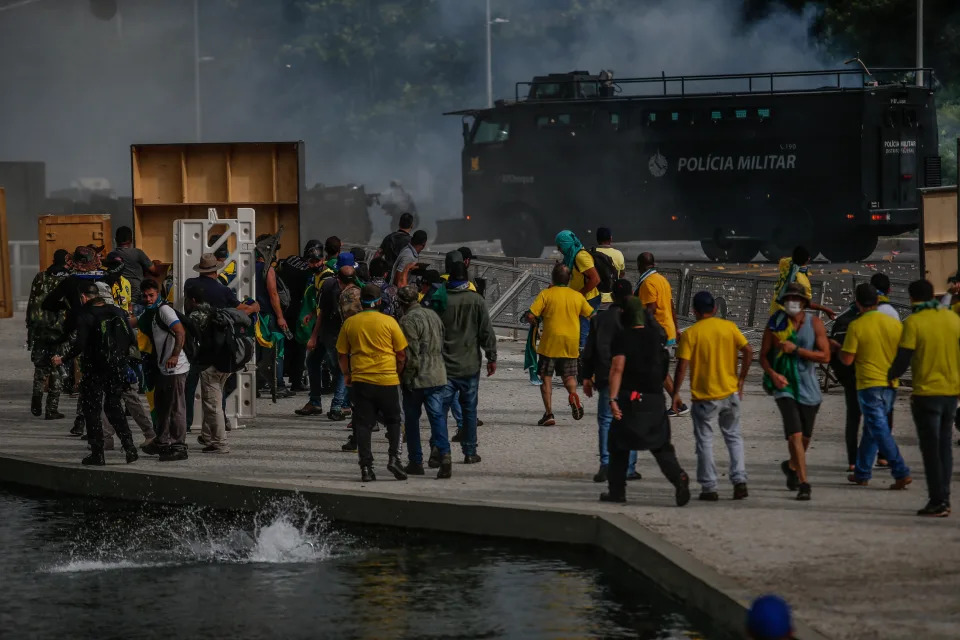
[
  {"x1": 700, "y1": 239, "x2": 760, "y2": 263},
  {"x1": 820, "y1": 233, "x2": 877, "y2": 263}
]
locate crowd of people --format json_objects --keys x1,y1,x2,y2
[{"x1": 22, "y1": 220, "x2": 960, "y2": 517}]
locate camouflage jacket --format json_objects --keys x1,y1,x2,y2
[
  {"x1": 26, "y1": 266, "x2": 69, "y2": 348},
  {"x1": 399, "y1": 305, "x2": 446, "y2": 389}
]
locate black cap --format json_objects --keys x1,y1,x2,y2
[
  {"x1": 855, "y1": 283, "x2": 879, "y2": 307},
  {"x1": 448, "y1": 262, "x2": 469, "y2": 282},
  {"x1": 457, "y1": 246, "x2": 474, "y2": 261},
  {"x1": 692, "y1": 291, "x2": 715, "y2": 313},
  {"x1": 611, "y1": 278, "x2": 632, "y2": 301},
  {"x1": 422, "y1": 269, "x2": 442, "y2": 285}
]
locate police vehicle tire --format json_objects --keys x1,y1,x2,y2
[
  {"x1": 700, "y1": 239, "x2": 761, "y2": 263},
  {"x1": 820, "y1": 233, "x2": 877, "y2": 263}
]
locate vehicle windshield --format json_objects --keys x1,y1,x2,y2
[{"x1": 471, "y1": 118, "x2": 510, "y2": 144}]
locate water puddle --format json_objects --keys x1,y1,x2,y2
[{"x1": 42, "y1": 495, "x2": 349, "y2": 573}]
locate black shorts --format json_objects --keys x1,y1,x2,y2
[
  {"x1": 537, "y1": 355, "x2": 578, "y2": 380},
  {"x1": 775, "y1": 397, "x2": 819, "y2": 439}
]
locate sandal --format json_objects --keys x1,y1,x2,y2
[
  {"x1": 537, "y1": 413, "x2": 556, "y2": 426},
  {"x1": 569, "y1": 393, "x2": 584, "y2": 420}
]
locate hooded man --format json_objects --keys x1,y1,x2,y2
[{"x1": 555, "y1": 230, "x2": 601, "y2": 352}]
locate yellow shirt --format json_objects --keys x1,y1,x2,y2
[
  {"x1": 336, "y1": 309, "x2": 409, "y2": 386},
  {"x1": 596, "y1": 246, "x2": 625, "y2": 304},
  {"x1": 529, "y1": 286, "x2": 594, "y2": 358},
  {"x1": 675, "y1": 316, "x2": 748, "y2": 401},
  {"x1": 569, "y1": 250, "x2": 599, "y2": 301},
  {"x1": 899, "y1": 308, "x2": 960, "y2": 396},
  {"x1": 111, "y1": 276, "x2": 132, "y2": 312},
  {"x1": 440, "y1": 273, "x2": 477, "y2": 292},
  {"x1": 769, "y1": 258, "x2": 812, "y2": 314},
  {"x1": 842, "y1": 310, "x2": 903, "y2": 390},
  {"x1": 638, "y1": 272, "x2": 676, "y2": 342}
]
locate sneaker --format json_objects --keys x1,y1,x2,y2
[
  {"x1": 437, "y1": 455, "x2": 453, "y2": 479},
  {"x1": 675, "y1": 472, "x2": 691, "y2": 507},
  {"x1": 451, "y1": 428, "x2": 463, "y2": 442},
  {"x1": 427, "y1": 447, "x2": 441, "y2": 469},
  {"x1": 387, "y1": 456, "x2": 408, "y2": 481},
  {"x1": 463, "y1": 454, "x2": 482, "y2": 464},
  {"x1": 140, "y1": 441, "x2": 162, "y2": 456},
  {"x1": 45, "y1": 410, "x2": 66, "y2": 420},
  {"x1": 31, "y1": 394, "x2": 43, "y2": 417},
  {"x1": 733, "y1": 483, "x2": 749, "y2": 500},
  {"x1": 124, "y1": 447, "x2": 139, "y2": 464},
  {"x1": 476, "y1": 419, "x2": 484, "y2": 427},
  {"x1": 917, "y1": 501, "x2": 949, "y2": 517},
  {"x1": 593, "y1": 464, "x2": 608, "y2": 483},
  {"x1": 781, "y1": 460, "x2": 799, "y2": 491},
  {"x1": 569, "y1": 393, "x2": 584, "y2": 420},
  {"x1": 626, "y1": 471, "x2": 642, "y2": 481},
  {"x1": 599, "y1": 492, "x2": 626, "y2": 503},
  {"x1": 698, "y1": 491, "x2": 719, "y2": 502},
  {"x1": 202, "y1": 445, "x2": 230, "y2": 454},
  {"x1": 69, "y1": 418, "x2": 85, "y2": 437},
  {"x1": 847, "y1": 474, "x2": 869, "y2": 486},
  {"x1": 667, "y1": 403, "x2": 690, "y2": 418},
  {"x1": 796, "y1": 483, "x2": 812, "y2": 501},
  {"x1": 294, "y1": 402, "x2": 324, "y2": 416},
  {"x1": 537, "y1": 413, "x2": 556, "y2": 427},
  {"x1": 889, "y1": 476, "x2": 913, "y2": 491},
  {"x1": 276, "y1": 387, "x2": 296, "y2": 399},
  {"x1": 81, "y1": 451, "x2": 105, "y2": 466},
  {"x1": 326, "y1": 408, "x2": 347, "y2": 421},
  {"x1": 341, "y1": 435, "x2": 358, "y2": 452},
  {"x1": 360, "y1": 466, "x2": 376, "y2": 483},
  {"x1": 404, "y1": 461, "x2": 425, "y2": 476},
  {"x1": 158, "y1": 448, "x2": 189, "y2": 462}
]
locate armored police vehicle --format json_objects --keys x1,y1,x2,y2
[{"x1": 439, "y1": 67, "x2": 939, "y2": 261}]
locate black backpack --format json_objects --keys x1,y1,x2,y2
[
  {"x1": 155, "y1": 303, "x2": 201, "y2": 362},
  {"x1": 588, "y1": 248, "x2": 618, "y2": 294},
  {"x1": 276, "y1": 275, "x2": 292, "y2": 311},
  {"x1": 208, "y1": 308, "x2": 255, "y2": 373},
  {"x1": 94, "y1": 308, "x2": 138, "y2": 370}
]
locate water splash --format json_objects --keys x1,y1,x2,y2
[{"x1": 43, "y1": 494, "x2": 346, "y2": 573}]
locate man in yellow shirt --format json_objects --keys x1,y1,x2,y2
[
  {"x1": 526, "y1": 264, "x2": 595, "y2": 426},
  {"x1": 595, "y1": 227, "x2": 625, "y2": 304},
  {"x1": 888, "y1": 279, "x2": 960, "y2": 517},
  {"x1": 672, "y1": 291, "x2": 753, "y2": 501},
  {"x1": 839, "y1": 283, "x2": 912, "y2": 489},
  {"x1": 337, "y1": 283, "x2": 409, "y2": 483},
  {"x1": 555, "y1": 230, "x2": 600, "y2": 352}
]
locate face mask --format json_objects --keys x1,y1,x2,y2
[
  {"x1": 798, "y1": 266, "x2": 808, "y2": 274},
  {"x1": 784, "y1": 301, "x2": 804, "y2": 316},
  {"x1": 146, "y1": 300, "x2": 161, "y2": 309}
]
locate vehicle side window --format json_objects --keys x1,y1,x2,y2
[{"x1": 472, "y1": 119, "x2": 511, "y2": 144}]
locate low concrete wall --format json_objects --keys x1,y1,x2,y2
[{"x1": 0, "y1": 454, "x2": 829, "y2": 640}]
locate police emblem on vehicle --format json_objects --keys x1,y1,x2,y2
[{"x1": 648, "y1": 151, "x2": 668, "y2": 177}]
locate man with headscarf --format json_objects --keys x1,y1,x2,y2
[
  {"x1": 526, "y1": 264, "x2": 595, "y2": 425},
  {"x1": 770, "y1": 246, "x2": 835, "y2": 319},
  {"x1": 672, "y1": 291, "x2": 754, "y2": 501},
  {"x1": 337, "y1": 284, "x2": 409, "y2": 482},
  {"x1": 102, "y1": 251, "x2": 133, "y2": 314},
  {"x1": 26, "y1": 248, "x2": 70, "y2": 420},
  {"x1": 583, "y1": 279, "x2": 649, "y2": 483},
  {"x1": 760, "y1": 283, "x2": 829, "y2": 501},
  {"x1": 398, "y1": 284, "x2": 452, "y2": 478},
  {"x1": 554, "y1": 230, "x2": 601, "y2": 352},
  {"x1": 602, "y1": 297, "x2": 690, "y2": 506}
]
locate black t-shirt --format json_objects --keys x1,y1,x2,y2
[
  {"x1": 611, "y1": 326, "x2": 668, "y2": 393},
  {"x1": 183, "y1": 276, "x2": 240, "y2": 309},
  {"x1": 317, "y1": 277, "x2": 344, "y2": 337},
  {"x1": 379, "y1": 230, "x2": 411, "y2": 265}
]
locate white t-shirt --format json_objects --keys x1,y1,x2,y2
[
  {"x1": 877, "y1": 302, "x2": 901, "y2": 322},
  {"x1": 152, "y1": 304, "x2": 191, "y2": 376}
]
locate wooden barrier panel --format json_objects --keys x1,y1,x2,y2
[
  {"x1": 0, "y1": 189, "x2": 13, "y2": 318},
  {"x1": 37, "y1": 214, "x2": 112, "y2": 270},
  {"x1": 919, "y1": 186, "x2": 959, "y2": 296}
]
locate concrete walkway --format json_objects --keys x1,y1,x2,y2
[{"x1": 1, "y1": 314, "x2": 956, "y2": 640}]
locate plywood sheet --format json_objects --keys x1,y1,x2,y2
[
  {"x1": 184, "y1": 147, "x2": 228, "y2": 203},
  {"x1": 276, "y1": 145, "x2": 299, "y2": 202},
  {"x1": 38, "y1": 214, "x2": 112, "y2": 269},
  {"x1": 0, "y1": 189, "x2": 12, "y2": 318},
  {"x1": 134, "y1": 146, "x2": 183, "y2": 204},
  {"x1": 920, "y1": 188, "x2": 959, "y2": 295},
  {"x1": 229, "y1": 146, "x2": 274, "y2": 202}
]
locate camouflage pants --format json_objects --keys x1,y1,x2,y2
[{"x1": 31, "y1": 346, "x2": 62, "y2": 413}]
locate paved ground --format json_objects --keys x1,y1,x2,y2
[{"x1": 1, "y1": 312, "x2": 957, "y2": 640}]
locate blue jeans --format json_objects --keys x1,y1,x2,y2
[
  {"x1": 450, "y1": 390, "x2": 463, "y2": 428},
  {"x1": 692, "y1": 394, "x2": 747, "y2": 491},
  {"x1": 598, "y1": 386, "x2": 636, "y2": 473},
  {"x1": 403, "y1": 386, "x2": 448, "y2": 463},
  {"x1": 306, "y1": 337, "x2": 347, "y2": 410},
  {"x1": 579, "y1": 296, "x2": 603, "y2": 352},
  {"x1": 441, "y1": 374, "x2": 480, "y2": 456},
  {"x1": 855, "y1": 387, "x2": 910, "y2": 481}
]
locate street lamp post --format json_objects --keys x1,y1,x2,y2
[
  {"x1": 194, "y1": 0, "x2": 201, "y2": 141},
  {"x1": 916, "y1": 0, "x2": 924, "y2": 87},
  {"x1": 485, "y1": 0, "x2": 508, "y2": 108}
]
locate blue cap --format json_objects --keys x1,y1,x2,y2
[
  {"x1": 692, "y1": 290, "x2": 715, "y2": 313},
  {"x1": 747, "y1": 595, "x2": 792, "y2": 639},
  {"x1": 336, "y1": 252, "x2": 356, "y2": 270}
]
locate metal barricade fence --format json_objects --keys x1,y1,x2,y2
[
  {"x1": 9, "y1": 240, "x2": 40, "y2": 309},
  {"x1": 850, "y1": 274, "x2": 912, "y2": 306}
]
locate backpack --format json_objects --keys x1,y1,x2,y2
[
  {"x1": 155, "y1": 303, "x2": 201, "y2": 362},
  {"x1": 208, "y1": 308, "x2": 255, "y2": 373},
  {"x1": 276, "y1": 275, "x2": 292, "y2": 311},
  {"x1": 588, "y1": 248, "x2": 618, "y2": 294},
  {"x1": 334, "y1": 283, "x2": 362, "y2": 326},
  {"x1": 94, "y1": 309, "x2": 139, "y2": 370}
]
